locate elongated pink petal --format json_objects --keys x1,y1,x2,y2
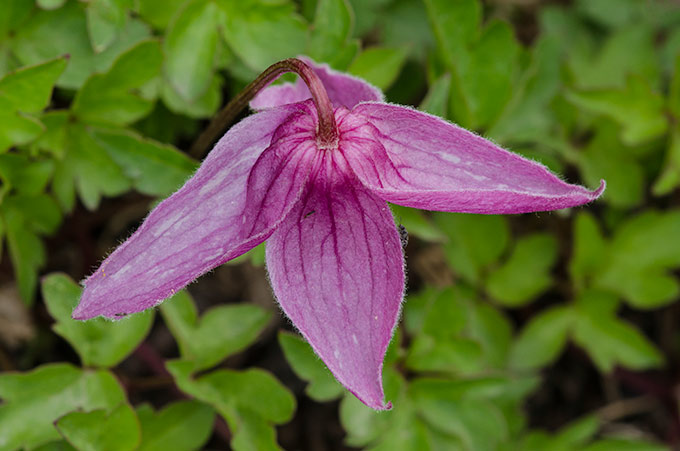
[
  {"x1": 345, "y1": 102, "x2": 604, "y2": 214},
  {"x1": 73, "y1": 103, "x2": 311, "y2": 320},
  {"x1": 251, "y1": 57, "x2": 383, "y2": 110},
  {"x1": 266, "y1": 154, "x2": 404, "y2": 410}
]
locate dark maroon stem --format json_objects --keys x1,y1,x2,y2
[{"x1": 189, "y1": 58, "x2": 338, "y2": 158}]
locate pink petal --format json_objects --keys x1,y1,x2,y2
[
  {"x1": 266, "y1": 153, "x2": 404, "y2": 410},
  {"x1": 73, "y1": 103, "x2": 312, "y2": 320},
  {"x1": 345, "y1": 103, "x2": 604, "y2": 214},
  {"x1": 250, "y1": 57, "x2": 383, "y2": 110}
]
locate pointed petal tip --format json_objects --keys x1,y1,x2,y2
[{"x1": 594, "y1": 179, "x2": 606, "y2": 198}]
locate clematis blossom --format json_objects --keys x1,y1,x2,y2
[{"x1": 73, "y1": 57, "x2": 604, "y2": 410}]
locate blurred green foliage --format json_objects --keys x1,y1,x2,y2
[{"x1": 0, "y1": 0, "x2": 678, "y2": 449}]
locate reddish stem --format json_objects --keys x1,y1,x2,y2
[{"x1": 190, "y1": 58, "x2": 338, "y2": 158}]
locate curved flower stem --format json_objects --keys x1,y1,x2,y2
[{"x1": 189, "y1": 58, "x2": 338, "y2": 158}]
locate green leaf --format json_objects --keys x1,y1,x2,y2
[
  {"x1": 434, "y1": 213, "x2": 510, "y2": 284},
  {"x1": 551, "y1": 415, "x2": 600, "y2": 450},
  {"x1": 163, "y1": 0, "x2": 219, "y2": 100},
  {"x1": 582, "y1": 439, "x2": 667, "y2": 451},
  {"x1": 136, "y1": 401, "x2": 214, "y2": 451},
  {"x1": 42, "y1": 273, "x2": 154, "y2": 367},
  {"x1": 137, "y1": 0, "x2": 187, "y2": 29},
  {"x1": 73, "y1": 40, "x2": 162, "y2": 125},
  {"x1": 90, "y1": 128, "x2": 197, "y2": 197},
  {"x1": 486, "y1": 233, "x2": 558, "y2": 307},
  {"x1": 161, "y1": 72, "x2": 222, "y2": 118},
  {"x1": 0, "y1": 57, "x2": 67, "y2": 151},
  {"x1": 0, "y1": 0, "x2": 33, "y2": 39},
  {"x1": 390, "y1": 204, "x2": 444, "y2": 242},
  {"x1": 12, "y1": 1, "x2": 151, "y2": 89},
  {"x1": 218, "y1": 0, "x2": 308, "y2": 72},
  {"x1": 569, "y1": 212, "x2": 607, "y2": 292},
  {"x1": 348, "y1": 47, "x2": 407, "y2": 90},
  {"x1": 464, "y1": 301, "x2": 513, "y2": 369},
  {"x1": 488, "y1": 36, "x2": 561, "y2": 143},
  {"x1": 160, "y1": 290, "x2": 271, "y2": 371},
  {"x1": 578, "y1": 121, "x2": 644, "y2": 208},
  {"x1": 0, "y1": 364, "x2": 126, "y2": 450},
  {"x1": 451, "y1": 20, "x2": 521, "y2": 129},
  {"x1": 510, "y1": 306, "x2": 574, "y2": 370},
  {"x1": 56, "y1": 403, "x2": 140, "y2": 451},
  {"x1": 595, "y1": 210, "x2": 680, "y2": 308},
  {"x1": 567, "y1": 76, "x2": 667, "y2": 146},
  {"x1": 406, "y1": 335, "x2": 483, "y2": 375},
  {"x1": 308, "y1": 0, "x2": 353, "y2": 62},
  {"x1": 572, "y1": 292, "x2": 663, "y2": 371},
  {"x1": 415, "y1": 396, "x2": 508, "y2": 451},
  {"x1": 52, "y1": 122, "x2": 131, "y2": 211},
  {"x1": 419, "y1": 73, "x2": 450, "y2": 118},
  {"x1": 0, "y1": 154, "x2": 53, "y2": 195},
  {"x1": 653, "y1": 127, "x2": 680, "y2": 196},
  {"x1": 1, "y1": 194, "x2": 61, "y2": 303},
  {"x1": 0, "y1": 57, "x2": 67, "y2": 113},
  {"x1": 167, "y1": 361, "x2": 295, "y2": 451},
  {"x1": 278, "y1": 331, "x2": 343, "y2": 401},
  {"x1": 423, "y1": 0, "x2": 480, "y2": 69},
  {"x1": 37, "y1": 0, "x2": 67, "y2": 10},
  {"x1": 86, "y1": 0, "x2": 131, "y2": 53}
]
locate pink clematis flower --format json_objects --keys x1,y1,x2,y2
[{"x1": 73, "y1": 57, "x2": 604, "y2": 410}]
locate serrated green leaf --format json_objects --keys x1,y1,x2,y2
[
  {"x1": 308, "y1": 0, "x2": 353, "y2": 62},
  {"x1": 569, "y1": 212, "x2": 607, "y2": 292},
  {"x1": 567, "y1": 77, "x2": 667, "y2": 146},
  {"x1": 12, "y1": 1, "x2": 151, "y2": 89},
  {"x1": 510, "y1": 306, "x2": 574, "y2": 370},
  {"x1": 420, "y1": 398, "x2": 508, "y2": 451},
  {"x1": 573, "y1": 294, "x2": 663, "y2": 371},
  {"x1": 37, "y1": 0, "x2": 67, "y2": 10},
  {"x1": 595, "y1": 210, "x2": 680, "y2": 308},
  {"x1": 419, "y1": 73, "x2": 450, "y2": 118},
  {"x1": 486, "y1": 233, "x2": 558, "y2": 307},
  {"x1": 452, "y1": 20, "x2": 521, "y2": 129},
  {"x1": 552, "y1": 415, "x2": 600, "y2": 450},
  {"x1": 73, "y1": 40, "x2": 162, "y2": 125},
  {"x1": 167, "y1": 361, "x2": 295, "y2": 451},
  {"x1": 570, "y1": 25, "x2": 659, "y2": 90},
  {"x1": 390, "y1": 204, "x2": 444, "y2": 242},
  {"x1": 348, "y1": 47, "x2": 406, "y2": 91},
  {"x1": 0, "y1": 364, "x2": 126, "y2": 450},
  {"x1": 423, "y1": 0, "x2": 480, "y2": 69},
  {"x1": 160, "y1": 290, "x2": 271, "y2": 371},
  {"x1": 406, "y1": 335, "x2": 483, "y2": 375},
  {"x1": 90, "y1": 127, "x2": 197, "y2": 197},
  {"x1": 137, "y1": 401, "x2": 214, "y2": 451},
  {"x1": 653, "y1": 127, "x2": 680, "y2": 196},
  {"x1": 278, "y1": 331, "x2": 343, "y2": 401},
  {"x1": 218, "y1": 0, "x2": 308, "y2": 72},
  {"x1": 161, "y1": 72, "x2": 222, "y2": 118},
  {"x1": 53, "y1": 123, "x2": 131, "y2": 211},
  {"x1": 86, "y1": 0, "x2": 131, "y2": 53},
  {"x1": 578, "y1": 121, "x2": 644, "y2": 208},
  {"x1": 42, "y1": 273, "x2": 154, "y2": 367},
  {"x1": 1, "y1": 195, "x2": 61, "y2": 303},
  {"x1": 0, "y1": 153, "x2": 53, "y2": 195},
  {"x1": 163, "y1": 0, "x2": 219, "y2": 100},
  {"x1": 137, "y1": 0, "x2": 187, "y2": 29},
  {"x1": 488, "y1": 35, "x2": 561, "y2": 143},
  {"x1": 56, "y1": 403, "x2": 140, "y2": 451},
  {"x1": 582, "y1": 439, "x2": 667, "y2": 451},
  {"x1": 465, "y1": 301, "x2": 513, "y2": 369},
  {"x1": 434, "y1": 213, "x2": 509, "y2": 284},
  {"x1": 0, "y1": 57, "x2": 67, "y2": 112}
]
